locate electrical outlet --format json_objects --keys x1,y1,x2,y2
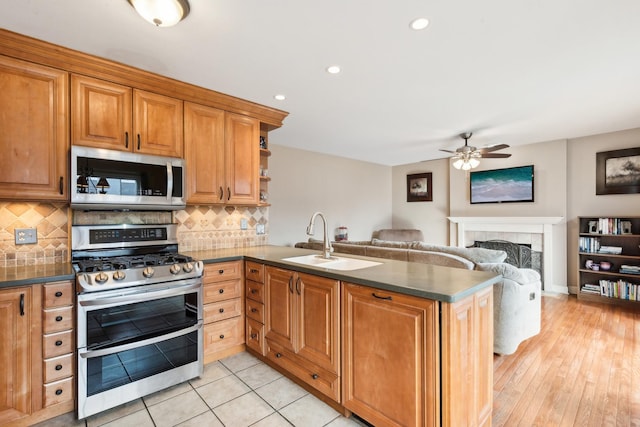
[
  {"x1": 240, "y1": 218, "x2": 248, "y2": 230},
  {"x1": 15, "y1": 228, "x2": 37, "y2": 245},
  {"x1": 256, "y1": 224, "x2": 265, "y2": 235}
]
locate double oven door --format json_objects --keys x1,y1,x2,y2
[{"x1": 77, "y1": 279, "x2": 203, "y2": 419}]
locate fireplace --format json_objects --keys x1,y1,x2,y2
[
  {"x1": 448, "y1": 216, "x2": 567, "y2": 294},
  {"x1": 470, "y1": 240, "x2": 542, "y2": 280}
]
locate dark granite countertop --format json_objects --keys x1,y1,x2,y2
[{"x1": 0, "y1": 246, "x2": 501, "y2": 303}]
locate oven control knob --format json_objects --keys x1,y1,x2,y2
[
  {"x1": 143, "y1": 267, "x2": 154, "y2": 278},
  {"x1": 183, "y1": 262, "x2": 194, "y2": 273},
  {"x1": 95, "y1": 272, "x2": 109, "y2": 284},
  {"x1": 113, "y1": 270, "x2": 126, "y2": 281},
  {"x1": 170, "y1": 264, "x2": 182, "y2": 275}
]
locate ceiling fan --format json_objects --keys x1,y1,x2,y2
[{"x1": 440, "y1": 132, "x2": 511, "y2": 170}]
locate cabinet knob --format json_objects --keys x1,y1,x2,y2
[
  {"x1": 275, "y1": 352, "x2": 282, "y2": 358},
  {"x1": 55, "y1": 291, "x2": 63, "y2": 297},
  {"x1": 219, "y1": 308, "x2": 224, "y2": 313},
  {"x1": 251, "y1": 308, "x2": 258, "y2": 313},
  {"x1": 55, "y1": 364, "x2": 63, "y2": 371},
  {"x1": 250, "y1": 269, "x2": 259, "y2": 274},
  {"x1": 219, "y1": 269, "x2": 224, "y2": 274},
  {"x1": 250, "y1": 333, "x2": 257, "y2": 339},
  {"x1": 55, "y1": 316, "x2": 63, "y2": 322},
  {"x1": 55, "y1": 389, "x2": 63, "y2": 396},
  {"x1": 219, "y1": 289, "x2": 224, "y2": 294},
  {"x1": 55, "y1": 340, "x2": 63, "y2": 346},
  {"x1": 311, "y1": 373, "x2": 319, "y2": 380},
  {"x1": 219, "y1": 334, "x2": 225, "y2": 339},
  {"x1": 251, "y1": 289, "x2": 257, "y2": 294}
]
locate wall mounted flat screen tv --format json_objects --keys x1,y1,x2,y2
[{"x1": 470, "y1": 165, "x2": 534, "y2": 204}]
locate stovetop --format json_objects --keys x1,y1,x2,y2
[{"x1": 73, "y1": 253, "x2": 194, "y2": 273}]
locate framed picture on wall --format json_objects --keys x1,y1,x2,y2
[
  {"x1": 407, "y1": 172, "x2": 432, "y2": 202},
  {"x1": 596, "y1": 147, "x2": 640, "y2": 195}
]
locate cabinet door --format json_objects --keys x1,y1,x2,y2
[
  {"x1": 0, "y1": 288, "x2": 32, "y2": 424},
  {"x1": 133, "y1": 89, "x2": 183, "y2": 157},
  {"x1": 71, "y1": 74, "x2": 132, "y2": 151},
  {"x1": 0, "y1": 55, "x2": 68, "y2": 201},
  {"x1": 342, "y1": 283, "x2": 439, "y2": 427},
  {"x1": 265, "y1": 266, "x2": 296, "y2": 352},
  {"x1": 184, "y1": 102, "x2": 225, "y2": 204},
  {"x1": 441, "y1": 286, "x2": 493, "y2": 427},
  {"x1": 296, "y1": 272, "x2": 340, "y2": 374},
  {"x1": 225, "y1": 113, "x2": 259, "y2": 204}
]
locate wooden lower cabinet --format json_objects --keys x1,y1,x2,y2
[
  {"x1": 245, "y1": 261, "x2": 266, "y2": 355},
  {"x1": 342, "y1": 283, "x2": 439, "y2": 427},
  {"x1": 264, "y1": 266, "x2": 341, "y2": 401},
  {"x1": 202, "y1": 262, "x2": 245, "y2": 363},
  {"x1": 441, "y1": 285, "x2": 494, "y2": 427}
]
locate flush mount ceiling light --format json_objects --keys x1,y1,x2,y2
[
  {"x1": 410, "y1": 17, "x2": 430, "y2": 30},
  {"x1": 326, "y1": 65, "x2": 341, "y2": 74},
  {"x1": 128, "y1": 0, "x2": 190, "y2": 27},
  {"x1": 274, "y1": 94, "x2": 286, "y2": 101}
]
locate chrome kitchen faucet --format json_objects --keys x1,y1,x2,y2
[{"x1": 306, "y1": 212, "x2": 333, "y2": 259}]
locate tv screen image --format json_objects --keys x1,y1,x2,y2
[{"x1": 470, "y1": 165, "x2": 534, "y2": 204}]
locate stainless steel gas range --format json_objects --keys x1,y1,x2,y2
[{"x1": 72, "y1": 224, "x2": 204, "y2": 419}]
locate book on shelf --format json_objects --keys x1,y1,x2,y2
[
  {"x1": 620, "y1": 265, "x2": 640, "y2": 275},
  {"x1": 579, "y1": 236, "x2": 601, "y2": 253},
  {"x1": 598, "y1": 279, "x2": 639, "y2": 301},
  {"x1": 597, "y1": 246, "x2": 623, "y2": 255},
  {"x1": 581, "y1": 283, "x2": 601, "y2": 294}
]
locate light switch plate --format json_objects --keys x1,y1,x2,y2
[{"x1": 15, "y1": 228, "x2": 37, "y2": 245}]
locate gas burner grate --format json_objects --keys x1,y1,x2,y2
[{"x1": 73, "y1": 253, "x2": 194, "y2": 273}]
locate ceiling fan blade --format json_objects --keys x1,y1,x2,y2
[
  {"x1": 480, "y1": 153, "x2": 512, "y2": 158},
  {"x1": 478, "y1": 144, "x2": 510, "y2": 153},
  {"x1": 439, "y1": 149, "x2": 457, "y2": 154}
]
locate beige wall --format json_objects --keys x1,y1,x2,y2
[
  {"x1": 268, "y1": 145, "x2": 392, "y2": 246},
  {"x1": 566, "y1": 127, "x2": 640, "y2": 291},
  {"x1": 391, "y1": 159, "x2": 450, "y2": 245}
]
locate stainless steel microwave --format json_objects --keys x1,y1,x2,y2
[{"x1": 71, "y1": 146, "x2": 186, "y2": 210}]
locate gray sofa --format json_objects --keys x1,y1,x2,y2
[{"x1": 295, "y1": 229, "x2": 541, "y2": 355}]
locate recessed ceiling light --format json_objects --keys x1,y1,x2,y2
[
  {"x1": 326, "y1": 65, "x2": 341, "y2": 74},
  {"x1": 410, "y1": 17, "x2": 430, "y2": 30},
  {"x1": 274, "y1": 94, "x2": 286, "y2": 101}
]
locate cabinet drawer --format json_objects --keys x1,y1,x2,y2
[
  {"x1": 245, "y1": 261, "x2": 264, "y2": 283},
  {"x1": 246, "y1": 298, "x2": 264, "y2": 323},
  {"x1": 245, "y1": 280, "x2": 264, "y2": 303},
  {"x1": 43, "y1": 281, "x2": 73, "y2": 308},
  {"x1": 204, "y1": 279, "x2": 242, "y2": 303},
  {"x1": 204, "y1": 298, "x2": 242, "y2": 323},
  {"x1": 204, "y1": 261, "x2": 242, "y2": 283},
  {"x1": 43, "y1": 377, "x2": 73, "y2": 407},
  {"x1": 204, "y1": 317, "x2": 244, "y2": 355},
  {"x1": 43, "y1": 330, "x2": 74, "y2": 358},
  {"x1": 246, "y1": 317, "x2": 265, "y2": 356},
  {"x1": 43, "y1": 353, "x2": 73, "y2": 383},
  {"x1": 266, "y1": 339, "x2": 340, "y2": 402},
  {"x1": 42, "y1": 306, "x2": 73, "y2": 334}
]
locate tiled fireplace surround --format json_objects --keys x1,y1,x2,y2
[{"x1": 0, "y1": 202, "x2": 268, "y2": 268}]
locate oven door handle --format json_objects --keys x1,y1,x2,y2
[
  {"x1": 78, "y1": 321, "x2": 203, "y2": 359},
  {"x1": 166, "y1": 161, "x2": 173, "y2": 203},
  {"x1": 78, "y1": 281, "x2": 201, "y2": 307}
]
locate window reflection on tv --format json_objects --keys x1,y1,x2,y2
[{"x1": 470, "y1": 165, "x2": 534, "y2": 204}]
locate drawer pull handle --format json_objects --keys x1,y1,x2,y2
[
  {"x1": 250, "y1": 333, "x2": 257, "y2": 339},
  {"x1": 311, "y1": 373, "x2": 319, "y2": 380},
  {"x1": 55, "y1": 340, "x2": 63, "y2": 346},
  {"x1": 219, "y1": 334, "x2": 225, "y2": 339},
  {"x1": 20, "y1": 293, "x2": 25, "y2": 316},
  {"x1": 55, "y1": 389, "x2": 63, "y2": 396},
  {"x1": 372, "y1": 293, "x2": 393, "y2": 301},
  {"x1": 251, "y1": 289, "x2": 257, "y2": 294},
  {"x1": 250, "y1": 269, "x2": 259, "y2": 273},
  {"x1": 219, "y1": 269, "x2": 224, "y2": 274},
  {"x1": 219, "y1": 308, "x2": 224, "y2": 313},
  {"x1": 275, "y1": 352, "x2": 282, "y2": 358},
  {"x1": 55, "y1": 316, "x2": 63, "y2": 322},
  {"x1": 219, "y1": 289, "x2": 224, "y2": 294},
  {"x1": 55, "y1": 291, "x2": 63, "y2": 297},
  {"x1": 55, "y1": 364, "x2": 63, "y2": 371},
  {"x1": 251, "y1": 308, "x2": 258, "y2": 313}
]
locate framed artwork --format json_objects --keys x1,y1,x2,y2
[
  {"x1": 407, "y1": 172, "x2": 432, "y2": 202},
  {"x1": 596, "y1": 147, "x2": 640, "y2": 195}
]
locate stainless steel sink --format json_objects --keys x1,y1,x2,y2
[{"x1": 282, "y1": 254, "x2": 382, "y2": 271}]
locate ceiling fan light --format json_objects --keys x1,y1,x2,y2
[
  {"x1": 469, "y1": 158, "x2": 481, "y2": 168},
  {"x1": 452, "y1": 158, "x2": 464, "y2": 169},
  {"x1": 128, "y1": 0, "x2": 190, "y2": 27},
  {"x1": 461, "y1": 161, "x2": 473, "y2": 171}
]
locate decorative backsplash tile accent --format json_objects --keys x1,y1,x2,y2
[
  {"x1": 0, "y1": 203, "x2": 69, "y2": 268},
  {"x1": 0, "y1": 203, "x2": 268, "y2": 268}
]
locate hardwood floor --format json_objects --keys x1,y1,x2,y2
[{"x1": 492, "y1": 294, "x2": 640, "y2": 426}]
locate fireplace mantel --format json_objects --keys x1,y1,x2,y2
[{"x1": 448, "y1": 216, "x2": 567, "y2": 294}]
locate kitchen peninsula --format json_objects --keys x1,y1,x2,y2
[{"x1": 1, "y1": 245, "x2": 499, "y2": 427}]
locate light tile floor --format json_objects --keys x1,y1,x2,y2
[{"x1": 35, "y1": 352, "x2": 368, "y2": 427}]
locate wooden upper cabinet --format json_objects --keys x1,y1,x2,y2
[
  {"x1": 225, "y1": 113, "x2": 259, "y2": 205},
  {"x1": 0, "y1": 55, "x2": 68, "y2": 201},
  {"x1": 71, "y1": 74, "x2": 132, "y2": 151},
  {"x1": 72, "y1": 74, "x2": 183, "y2": 157},
  {"x1": 133, "y1": 89, "x2": 183, "y2": 158},
  {"x1": 184, "y1": 102, "x2": 225, "y2": 204}
]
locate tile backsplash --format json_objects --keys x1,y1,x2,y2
[{"x1": 0, "y1": 203, "x2": 268, "y2": 268}]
